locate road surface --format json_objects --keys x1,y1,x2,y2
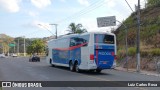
[{"x1": 0, "y1": 57, "x2": 159, "y2": 90}]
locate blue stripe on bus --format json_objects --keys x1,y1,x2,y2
[{"x1": 52, "y1": 48, "x2": 81, "y2": 65}]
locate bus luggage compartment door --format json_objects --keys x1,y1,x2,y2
[{"x1": 94, "y1": 47, "x2": 114, "y2": 69}]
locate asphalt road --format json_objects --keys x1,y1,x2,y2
[{"x1": 0, "y1": 57, "x2": 160, "y2": 90}]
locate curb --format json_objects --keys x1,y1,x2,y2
[{"x1": 115, "y1": 67, "x2": 160, "y2": 77}]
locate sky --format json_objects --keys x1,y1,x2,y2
[{"x1": 0, "y1": 0, "x2": 146, "y2": 38}]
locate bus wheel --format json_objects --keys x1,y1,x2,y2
[
  {"x1": 96, "y1": 69, "x2": 102, "y2": 73},
  {"x1": 75, "y1": 62, "x2": 81, "y2": 73},
  {"x1": 69, "y1": 62, "x2": 74, "y2": 72}
]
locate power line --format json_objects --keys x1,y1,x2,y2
[
  {"x1": 56, "y1": 0, "x2": 107, "y2": 24},
  {"x1": 124, "y1": 0, "x2": 134, "y2": 13},
  {"x1": 56, "y1": 0, "x2": 103, "y2": 23},
  {"x1": 68, "y1": 2, "x2": 106, "y2": 21}
]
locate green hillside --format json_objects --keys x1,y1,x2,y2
[
  {"x1": 114, "y1": 1, "x2": 160, "y2": 70},
  {"x1": 115, "y1": 5, "x2": 160, "y2": 57}
]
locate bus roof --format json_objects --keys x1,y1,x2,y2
[
  {"x1": 48, "y1": 32, "x2": 115, "y2": 42},
  {"x1": 81, "y1": 32, "x2": 115, "y2": 36},
  {"x1": 59, "y1": 32, "x2": 115, "y2": 38}
]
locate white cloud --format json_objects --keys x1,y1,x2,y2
[
  {"x1": 22, "y1": 20, "x2": 52, "y2": 31},
  {"x1": 104, "y1": 0, "x2": 146, "y2": 12},
  {"x1": 31, "y1": 0, "x2": 51, "y2": 8},
  {"x1": 60, "y1": 0, "x2": 66, "y2": 3},
  {"x1": 104, "y1": 0, "x2": 116, "y2": 8},
  {"x1": 77, "y1": 18, "x2": 108, "y2": 33},
  {"x1": 77, "y1": 0, "x2": 89, "y2": 6},
  {"x1": 0, "y1": 0, "x2": 21, "y2": 13},
  {"x1": 28, "y1": 11, "x2": 39, "y2": 17}
]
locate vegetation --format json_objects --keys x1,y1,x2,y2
[
  {"x1": 115, "y1": 0, "x2": 160, "y2": 58},
  {"x1": 128, "y1": 47, "x2": 136, "y2": 56},
  {"x1": 13, "y1": 37, "x2": 33, "y2": 54},
  {"x1": 115, "y1": 1, "x2": 160, "y2": 71},
  {"x1": 27, "y1": 39, "x2": 46, "y2": 55},
  {"x1": 0, "y1": 34, "x2": 14, "y2": 54},
  {"x1": 147, "y1": 0, "x2": 160, "y2": 7},
  {"x1": 67, "y1": 22, "x2": 87, "y2": 34},
  {"x1": 0, "y1": 34, "x2": 47, "y2": 56},
  {"x1": 117, "y1": 49, "x2": 126, "y2": 60}
]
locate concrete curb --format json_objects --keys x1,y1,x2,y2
[{"x1": 115, "y1": 67, "x2": 160, "y2": 77}]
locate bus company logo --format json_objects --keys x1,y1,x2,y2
[
  {"x1": 2, "y1": 82, "x2": 11, "y2": 87},
  {"x1": 98, "y1": 52, "x2": 111, "y2": 55}
]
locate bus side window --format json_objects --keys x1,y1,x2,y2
[
  {"x1": 79, "y1": 35, "x2": 89, "y2": 47},
  {"x1": 70, "y1": 38, "x2": 76, "y2": 47},
  {"x1": 70, "y1": 36, "x2": 89, "y2": 47}
]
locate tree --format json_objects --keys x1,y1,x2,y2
[
  {"x1": 67, "y1": 23, "x2": 87, "y2": 34},
  {"x1": 147, "y1": 0, "x2": 160, "y2": 7},
  {"x1": 0, "y1": 34, "x2": 14, "y2": 54},
  {"x1": 27, "y1": 39, "x2": 45, "y2": 55}
]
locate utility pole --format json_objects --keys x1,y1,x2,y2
[
  {"x1": 23, "y1": 36, "x2": 26, "y2": 56},
  {"x1": 8, "y1": 43, "x2": 10, "y2": 56},
  {"x1": 136, "y1": 0, "x2": 141, "y2": 72},
  {"x1": 14, "y1": 42, "x2": 15, "y2": 53},
  {"x1": 17, "y1": 38, "x2": 19, "y2": 56},
  {"x1": 2, "y1": 43, "x2": 4, "y2": 54},
  {"x1": 50, "y1": 24, "x2": 58, "y2": 39},
  {"x1": 55, "y1": 24, "x2": 57, "y2": 39}
]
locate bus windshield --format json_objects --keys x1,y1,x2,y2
[{"x1": 94, "y1": 34, "x2": 114, "y2": 44}]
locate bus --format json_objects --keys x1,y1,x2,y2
[{"x1": 46, "y1": 32, "x2": 117, "y2": 73}]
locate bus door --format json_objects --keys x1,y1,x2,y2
[{"x1": 94, "y1": 34, "x2": 115, "y2": 69}]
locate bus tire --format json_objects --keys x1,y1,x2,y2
[
  {"x1": 96, "y1": 69, "x2": 102, "y2": 73},
  {"x1": 69, "y1": 61, "x2": 74, "y2": 72},
  {"x1": 75, "y1": 62, "x2": 81, "y2": 73}
]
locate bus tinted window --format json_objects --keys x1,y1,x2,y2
[
  {"x1": 95, "y1": 34, "x2": 114, "y2": 44},
  {"x1": 70, "y1": 35, "x2": 89, "y2": 47}
]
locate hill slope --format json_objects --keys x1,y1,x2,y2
[
  {"x1": 115, "y1": 5, "x2": 160, "y2": 55},
  {"x1": 114, "y1": 5, "x2": 160, "y2": 71}
]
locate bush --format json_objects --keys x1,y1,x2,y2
[
  {"x1": 141, "y1": 50, "x2": 149, "y2": 57},
  {"x1": 128, "y1": 47, "x2": 136, "y2": 56},
  {"x1": 117, "y1": 49, "x2": 126, "y2": 60},
  {"x1": 150, "y1": 48, "x2": 160, "y2": 56}
]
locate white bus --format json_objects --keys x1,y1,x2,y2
[{"x1": 46, "y1": 32, "x2": 117, "y2": 73}]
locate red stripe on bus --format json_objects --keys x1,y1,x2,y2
[
  {"x1": 53, "y1": 43, "x2": 88, "y2": 51},
  {"x1": 96, "y1": 35, "x2": 99, "y2": 65},
  {"x1": 111, "y1": 52, "x2": 115, "y2": 56}
]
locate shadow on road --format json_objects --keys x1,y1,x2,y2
[{"x1": 50, "y1": 65, "x2": 112, "y2": 76}]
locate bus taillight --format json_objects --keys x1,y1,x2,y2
[{"x1": 90, "y1": 54, "x2": 94, "y2": 60}]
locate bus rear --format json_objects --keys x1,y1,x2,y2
[{"x1": 89, "y1": 33, "x2": 116, "y2": 71}]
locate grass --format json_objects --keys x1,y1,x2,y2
[
  {"x1": 117, "y1": 47, "x2": 160, "y2": 59},
  {"x1": 128, "y1": 47, "x2": 136, "y2": 56},
  {"x1": 150, "y1": 48, "x2": 160, "y2": 56}
]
